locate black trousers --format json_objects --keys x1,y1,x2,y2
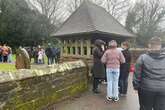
[
  {"x1": 3, "y1": 55, "x2": 8, "y2": 62},
  {"x1": 93, "y1": 78, "x2": 101, "y2": 91},
  {"x1": 119, "y1": 63, "x2": 130, "y2": 94},
  {"x1": 119, "y1": 74, "x2": 129, "y2": 94},
  {"x1": 138, "y1": 89, "x2": 165, "y2": 110}
]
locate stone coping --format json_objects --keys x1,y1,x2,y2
[{"x1": 0, "y1": 60, "x2": 86, "y2": 83}]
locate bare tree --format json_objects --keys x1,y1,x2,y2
[
  {"x1": 25, "y1": 0, "x2": 64, "y2": 25},
  {"x1": 103, "y1": 0, "x2": 130, "y2": 20},
  {"x1": 66, "y1": 0, "x2": 103, "y2": 13},
  {"x1": 125, "y1": 0, "x2": 165, "y2": 46},
  {"x1": 66, "y1": 0, "x2": 84, "y2": 13}
]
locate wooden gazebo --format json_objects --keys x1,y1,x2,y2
[{"x1": 52, "y1": 0, "x2": 136, "y2": 61}]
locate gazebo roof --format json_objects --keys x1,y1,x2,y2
[{"x1": 52, "y1": 0, "x2": 136, "y2": 38}]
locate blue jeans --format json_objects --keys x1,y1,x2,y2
[
  {"x1": 8, "y1": 54, "x2": 12, "y2": 63},
  {"x1": 106, "y1": 68, "x2": 120, "y2": 98}
]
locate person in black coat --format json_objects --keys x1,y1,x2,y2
[
  {"x1": 92, "y1": 39, "x2": 106, "y2": 93},
  {"x1": 119, "y1": 41, "x2": 131, "y2": 96},
  {"x1": 45, "y1": 43, "x2": 54, "y2": 65},
  {"x1": 55, "y1": 48, "x2": 60, "y2": 63}
]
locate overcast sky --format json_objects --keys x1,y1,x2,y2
[{"x1": 27, "y1": 0, "x2": 165, "y2": 27}]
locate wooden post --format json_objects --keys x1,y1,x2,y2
[
  {"x1": 70, "y1": 40, "x2": 73, "y2": 55},
  {"x1": 87, "y1": 39, "x2": 91, "y2": 56},
  {"x1": 59, "y1": 39, "x2": 63, "y2": 56},
  {"x1": 80, "y1": 39, "x2": 83, "y2": 56},
  {"x1": 75, "y1": 40, "x2": 78, "y2": 55},
  {"x1": 66, "y1": 40, "x2": 69, "y2": 56}
]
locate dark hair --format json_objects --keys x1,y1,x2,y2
[
  {"x1": 94, "y1": 39, "x2": 105, "y2": 46},
  {"x1": 122, "y1": 41, "x2": 129, "y2": 48}
]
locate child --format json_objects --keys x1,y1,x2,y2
[{"x1": 38, "y1": 48, "x2": 44, "y2": 64}]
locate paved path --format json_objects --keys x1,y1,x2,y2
[{"x1": 48, "y1": 75, "x2": 139, "y2": 110}]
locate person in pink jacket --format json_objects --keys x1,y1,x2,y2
[{"x1": 101, "y1": 40, "x2": 125, "y2": 102}]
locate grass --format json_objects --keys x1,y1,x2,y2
[
  {"x1": 0, "y1": 54, "x2": 48, "y2": 72},
  {"x1": 0, "y1": 55, "x2": 16, "y2": 72},
  {"x1": 0, "y1": 63, "x2": 16, "y2": 72}
]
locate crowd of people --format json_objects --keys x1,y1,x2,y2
[
  {"x1": 14, "y1": 44, "x2": 60, "y2": 69},
  {"x1": 92, "y1": 39, "x2": 131, "y2": 102},
  {"x1": 19, "y1": 44, "x2": 60, "y2": 65},
  {"x1": 1, "y1": 38, "x2": 164, "y2": 110},
  {"x1": 25, "y1": 46, "x2": 46, "y2": 64},
  {"x1": 0, "y1": 43, "x2": 61, "y2": 69},
  {"x1": 92, "y1": 37, "x2": 165, "y2": 110},
  {"x1": 0, "y1": 44, "x2": 12, "y2": 63}
]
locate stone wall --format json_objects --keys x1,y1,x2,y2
[
  {"x1": 0, "y1": 60, "x2": 88, "y2": 110},
  {"x1": 130, "y1": 48, "x2": 147, "y2": 63}
]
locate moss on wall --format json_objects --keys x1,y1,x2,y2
[
  {"x1": 0, "y1": 60, "x2": 88, "y2": 110},
  {"x1": 13, "y1": 81, "x2": 88, "y2": 110}
]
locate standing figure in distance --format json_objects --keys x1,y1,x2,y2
[
  {"x1": 2, "y1": 44, "x2": 9, "y2": 62},
  {"x1": 45, "y1": 43, "x2": 54, "y2": 65}
]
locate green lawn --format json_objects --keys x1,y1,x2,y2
[
  {"x1": 0, "y1": 55, "x2": 16, "y2": 72},
  {"x1": 0, "y1": 54, "x2": 48, "y2": 72},
  {"x1": 0, "y1": 63, "x2": 16, "y2": 72}
]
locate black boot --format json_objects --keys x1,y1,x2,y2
[{"x1": 93, "y1": 78, "x2": 100, "y2": 94}]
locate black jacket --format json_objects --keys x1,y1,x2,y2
[
  {"x1": 120, "y1": 49, "x2": 131, "y2": 78},
  {"x1": 133, "y1": 50, "x2": 165, "y2": 92},
  {"x1": 92, "y1": 40, "x2": 105, "y2": 78},
  {"x1": 45, "y1": 47, "x2": 53, "y2": 57},
  {"x1": 122, "y1": 49, "x2": 131, "y2": 64}
]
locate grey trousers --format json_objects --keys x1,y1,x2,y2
[{"x1": 138, "y1": 89, "x2": 165, "y2": 110}]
